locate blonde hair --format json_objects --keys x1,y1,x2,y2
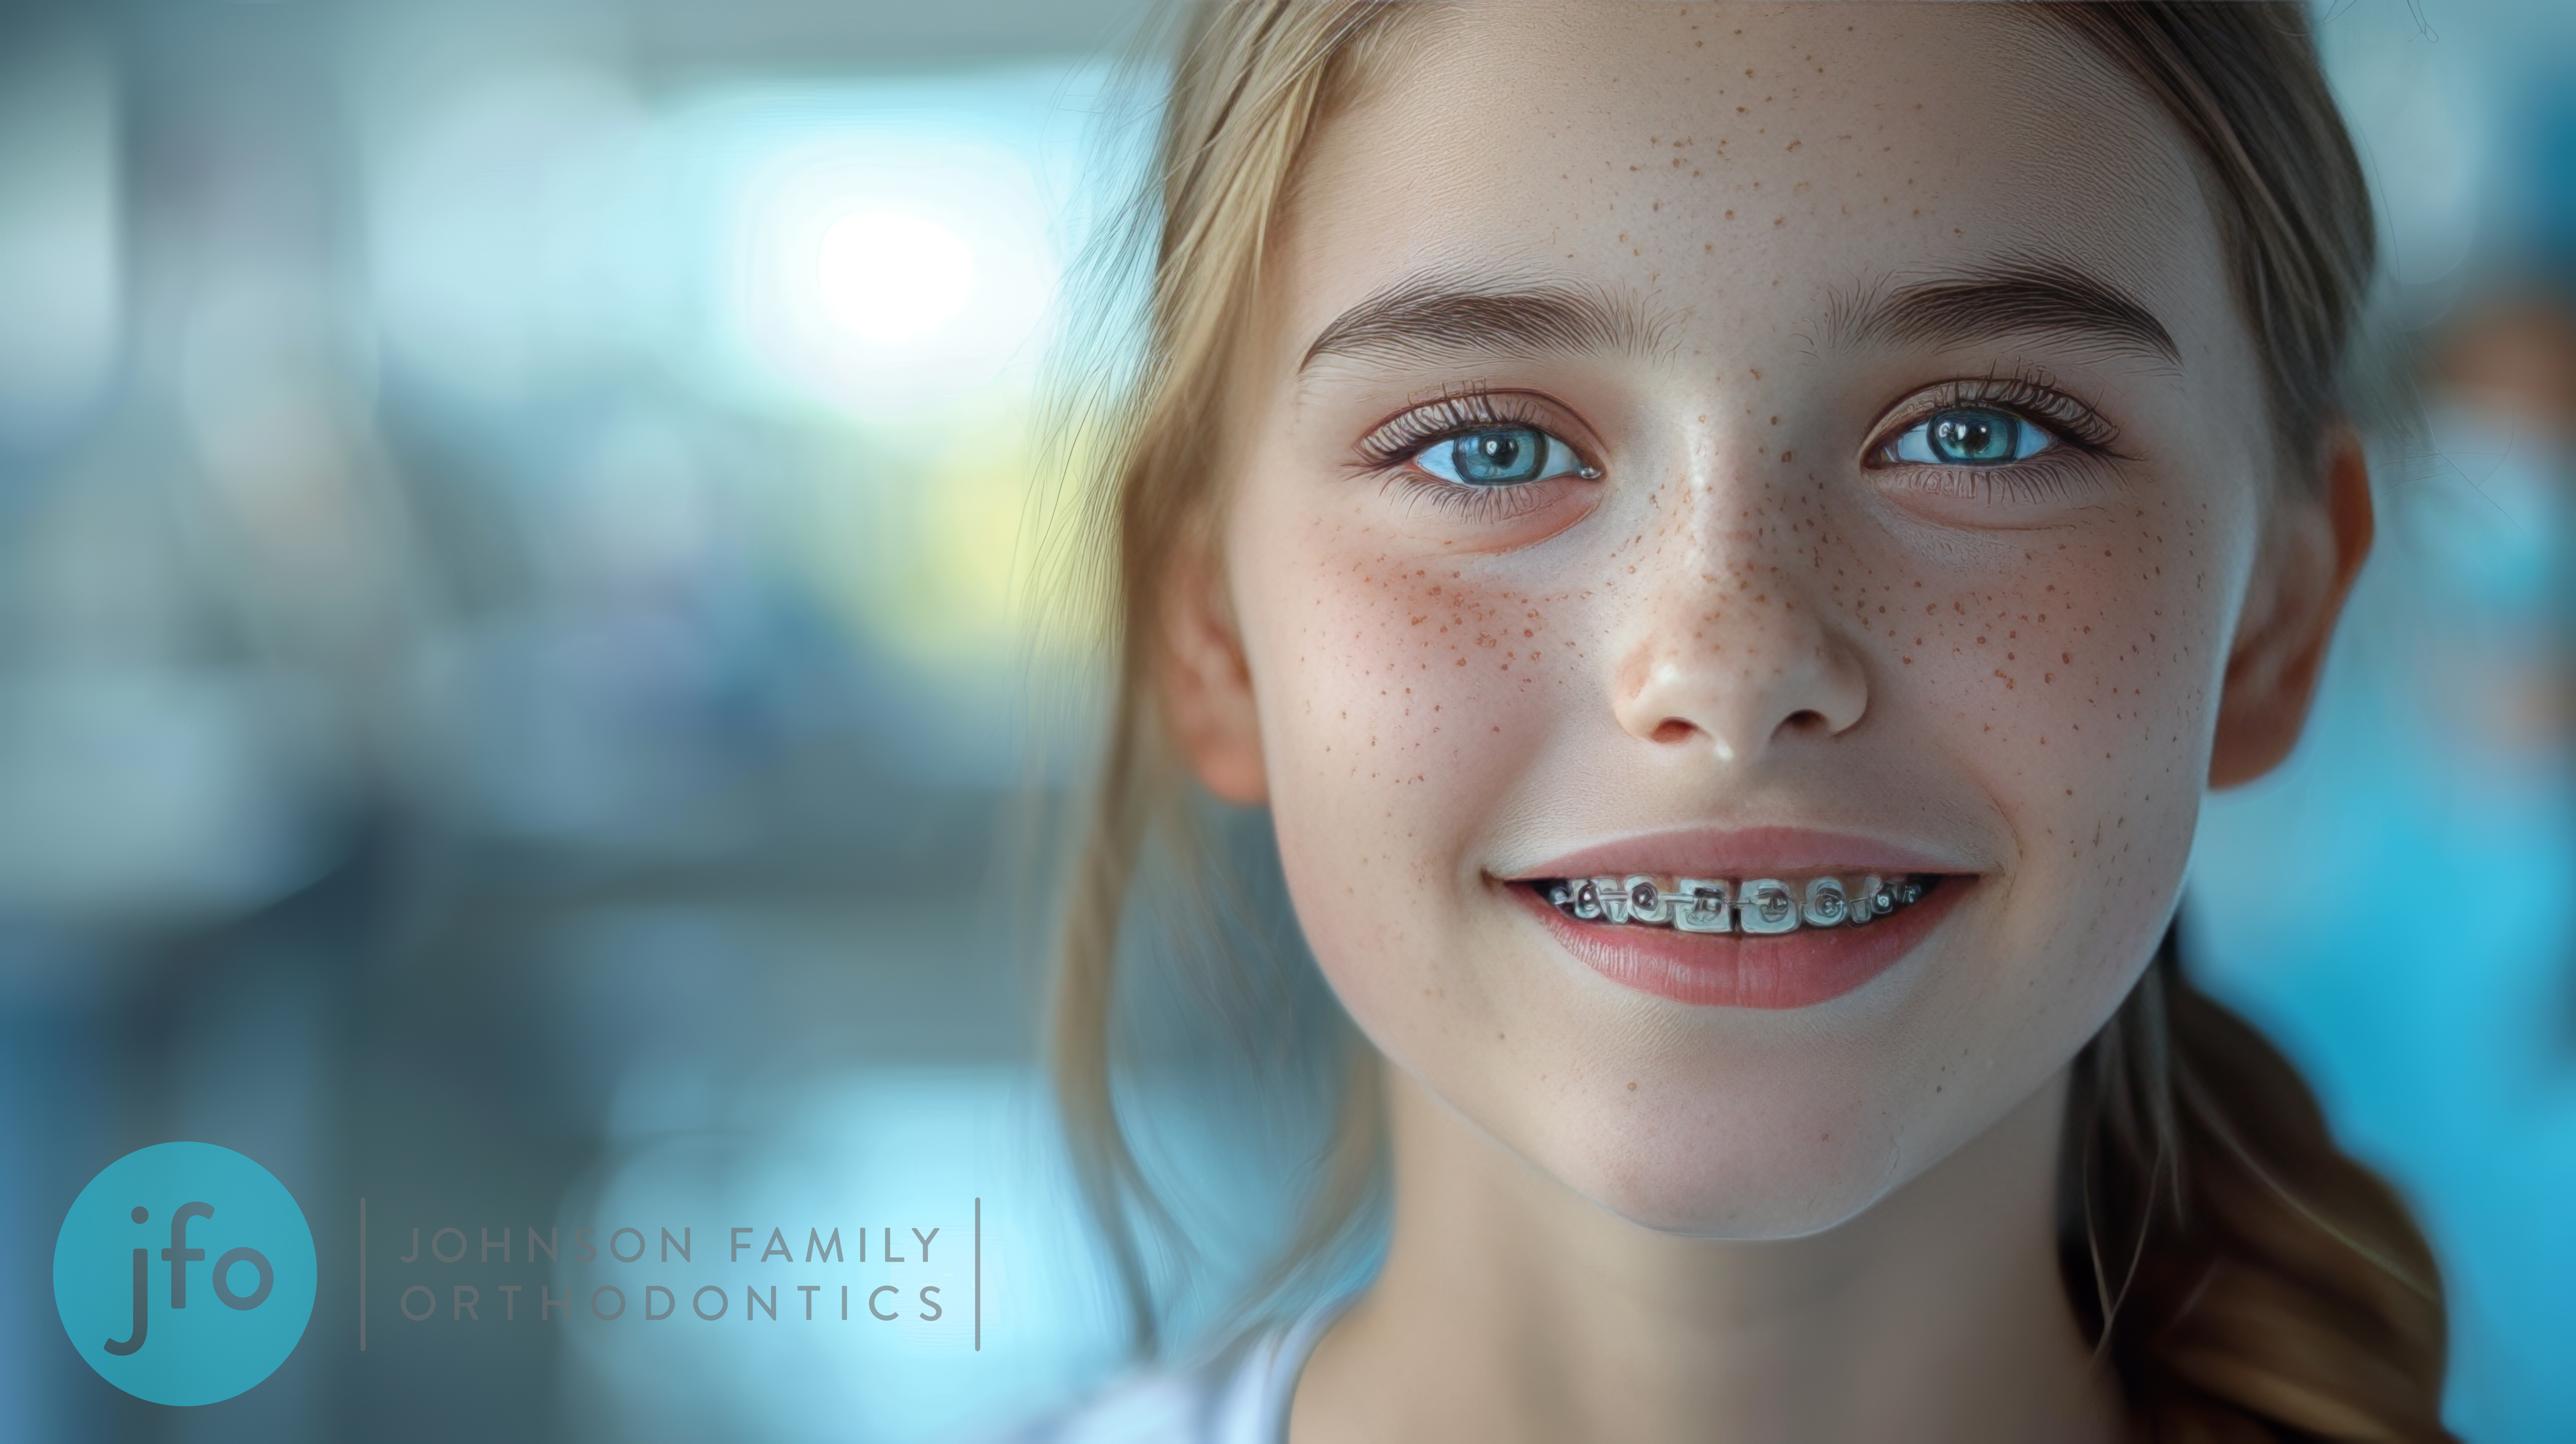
[{"x1": 1046, "y1": 4, "x2": 2452, "y2": 1437}]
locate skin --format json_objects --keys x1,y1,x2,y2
[{"x1": 1158, "y1": 6, "x2": 2373, "y2": 1441}]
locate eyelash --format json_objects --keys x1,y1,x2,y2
[
  {"x1": 1865, "y1": 370, "x2": 2126, "y2": 503},
  {"x1": 1347, "y1": 371, "x2": 2121, "y2": 518},
  {"x1": 1351, "y1": 387, "x2": 1596, "y2": 521}
]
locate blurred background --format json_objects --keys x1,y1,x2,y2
[{"x1": 0, "y1": 0, "x2": 2569, "y2": 1440}]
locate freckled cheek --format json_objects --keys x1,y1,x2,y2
[
  {"x1": 1277, "y1": 599, "x2": 1563, "y2": 774},
  {"x1": 1253, "y1": 562, "x2": 1574, "y2": 876},
  {"x1": 1897, "y1": 560, "x2": 2221, "y2": 916}
]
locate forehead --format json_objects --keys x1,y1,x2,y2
[{"x1": 1277, "y1": 2, "x2": 2229, "y2": 366}]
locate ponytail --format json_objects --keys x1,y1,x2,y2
[{"x1": 2066, "y1": 927, "x2": 2453, "y2": 1442}]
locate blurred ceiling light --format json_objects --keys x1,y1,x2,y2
[
  {"x1": 685, "y1": 88, "x2": 1061, "y2": 419},
  {"x1": 0, "y1": 24, "x2": 119, "y2": 448},
  {"x1": 817, "y1": 210, "x2": 978, "y2": 344},
  {"x1": 371, "y1": 69, "x2": 1089, "y2": 418}
]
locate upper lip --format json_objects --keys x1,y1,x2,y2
[{"x1": 1498, "y1": 825, "x2": 1979, "y2": 882}]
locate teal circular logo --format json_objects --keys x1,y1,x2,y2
[{"x1": 53, "y1": 1142, "x2": 317, "y2": 1405}]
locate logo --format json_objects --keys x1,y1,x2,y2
[{"x1": 53, "y1": 1142, "x2": 318, "y2": 1405}]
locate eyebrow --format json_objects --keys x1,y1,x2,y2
[
  {"x1": 1299, "y1": 271, "x2": 1669, "y2": 374},
  {"x1": 1827, "y1": 257, "x2": 2180, "y2": 367}
]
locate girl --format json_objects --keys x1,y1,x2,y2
[{"x1": 1033, "y1": 4, "x2": 2451, "y2": 1440}]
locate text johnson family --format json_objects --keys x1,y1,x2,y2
[{"x1": 385, "y1": 1224, "x2": 953, "y2": 1325}]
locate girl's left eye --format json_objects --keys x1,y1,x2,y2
[
  {"x1": 1882, "y1": 407, "x2": 2057, "y2": 466},
  {"x1": 1411, "y1": 425, "x2": 1594, "y2": 486}
]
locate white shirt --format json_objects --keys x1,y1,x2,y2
[{"x1": 989, "y1": 1302, "x2": 1345, "y2": 1444}]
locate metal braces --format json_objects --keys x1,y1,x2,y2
[{"x1": 1539, "y1": 873, "x2": 1931, "y2": 934}]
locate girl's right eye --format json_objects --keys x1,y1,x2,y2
[{"x1": 1410, "y1": 425, "x2": 1595, "y2": 487}]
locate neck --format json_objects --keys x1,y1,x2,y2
[{"x1": 1289, "y1": 1061, "x2": 2120, "y2": 1444}]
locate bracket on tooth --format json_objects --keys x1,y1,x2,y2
[
  {"x1": 1802, "y1": 877, "x2": 1848, "y2": 928},
  {"x1": 1672, "y1": 879, "x2": 1731, "y2": 933},
  {"x1": 1738, "y1": 879, "x2": 1799, "y2": 935}
]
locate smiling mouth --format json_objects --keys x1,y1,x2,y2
[{"x1": 1523, "y1": 872, "x2": 1945, "y2": 934}]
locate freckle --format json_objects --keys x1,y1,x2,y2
[{"x1": 1628, "y1": 1082, "x2": 1638, "y2": 1090}]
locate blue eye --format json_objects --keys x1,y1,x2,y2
[
  {"x1": 1414, "y1": 425, "x2": 1594, "y2": 486},
  {"x1": 1886, "y1": 407, "x2": 2054, "y2": 465}
]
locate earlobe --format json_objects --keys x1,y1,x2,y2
[
  {"x1": 1161, "y1": 550, "x2": 1270, "y2": 806},
  {"x1": 2208, "y1": 428, "x2": 2375, "y2": 789}
]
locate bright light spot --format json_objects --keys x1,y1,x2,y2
[
  {"x1": 671, "y1": 87, "x2": 1073, "y2": 417},
  {"x1": 815, "y1": 211, "x2": 976, "y2": 344}
]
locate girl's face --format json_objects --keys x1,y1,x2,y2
[{"x1": 1177, "y1": 4, "x2": 2350, "y2": 1234}]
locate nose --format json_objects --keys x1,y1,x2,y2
[{"x1": 1610, "y1": 541, "x2": 1869, "y2": 763}]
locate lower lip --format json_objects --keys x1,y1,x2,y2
[{"x1": 1512, "y1": 877, "x2": 1971, "y2": 1008}]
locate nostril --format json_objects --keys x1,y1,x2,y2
[
  {"x1": 1781, "y1": 708, "x2": 1831, "y2": 734},
  {"x1": 1650, "y1": 718, "x2": 1697, "y2": 745}
]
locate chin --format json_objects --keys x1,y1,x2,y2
[{"x1": 1518, "y1": 1085, "x2": 1925, "y2": 1239}]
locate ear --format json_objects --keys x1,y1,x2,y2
[
  {"x1": 1161, "y1": 541, "x2": 1269, "y2": 806},
  {"x1": 2208, "y1": 425, "x2": 2374, "y2": 788}
]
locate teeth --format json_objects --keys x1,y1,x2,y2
[
  {"x1": 1848, "y1": 875, "x2": 1883, "y2": 924},
  {"x1": 1803, "y1": 876, "x2": 1848, "y2": 927},
  {"x1": 1672, "y1": 879, "x2": 1731, "y2": 933},
  {"x1": 1539, "y1": 872, "x2": 1938, "y2": 933},
  {"x1": 1623, "y1": 875, "x2": 1669, "y2": 926}
]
